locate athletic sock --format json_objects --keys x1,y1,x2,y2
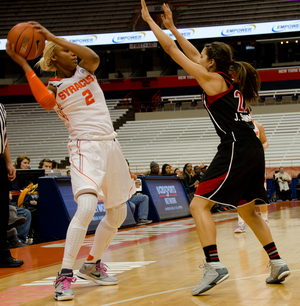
[
  {"x1": 203, "y1": 244, "x2": 220, "y2": 262},
  {"x1": 263, "y1": 242, "x2": 281, "y2": 259},
  {"x1": 237, "y1": 214, "x2": 245, "y2": 224}
]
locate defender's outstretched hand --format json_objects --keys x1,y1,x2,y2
[
  {"x1": 161, "y1": 4, "x2": 175, "y2": 30},
  {"x1": 141, "y1": 0, "x2": 152, "y2": 23}
]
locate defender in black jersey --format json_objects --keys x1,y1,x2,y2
[
  {"x1": 196, "y1": 72, "x2": 268, "y2": 207},
  {"x1": 142, "y1": 0, "x2": 290, "y2": 296}
]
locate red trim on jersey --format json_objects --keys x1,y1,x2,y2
[
  {"x1": 49, "y1": 77, "x2": 63, "y2": 81},
  {"x1": 206, "y1": 78, "x2": 233, "y2": 107},
  {"x1": 195, "y1": 172, "x2": 228, "y2": 196},
  {"x1": 69, "y1": 141, "x2": 99, "y2": 188}
]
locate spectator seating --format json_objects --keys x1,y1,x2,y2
[
  {"x1": 159, "y1": 89, "x2": 300, "y2": 110},
  {"x1": 4, "y1": 102, "x2": 300, "y2": 173},
  {"x1": 4, "y1": 102, "x2": 129, "y2": 168},
  {"x1": 175, "y1": 0, "x2": 300, "y2": 28},
  {"x1": 0, "y1": 0, "x2": 156, "y2": 38},
  {"x1": 117, "y1": 111, "x2": 300, "y2": 173},
  {"x1": 1, "y1": 0, "x2": 299, "y2": 38}
]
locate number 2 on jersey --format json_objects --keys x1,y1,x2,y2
[
  {"x1": 82, "y1": 89, "x2": 95, "y2": 106},
  {"x1": 234, "y1": 90, "x2": 247, "y2": 113}
]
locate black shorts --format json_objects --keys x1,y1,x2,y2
[{"x1": 195, "y1": 131, "x2": 269, "y2": 208}]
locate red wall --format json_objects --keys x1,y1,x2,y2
[{"x1": 1, "y1": 67, "x2": 300, "y2": 97}]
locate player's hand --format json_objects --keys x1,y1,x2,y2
[
  {"x1": 6, "y1": 41, "x2": 27, "y2": 67},
  {"x1": 161, "y1": 4, "x2": 175, "y2": 30},
  {"x1": 28, "y1": 21, "x2": 55, "y2": 41},
  {"x1": 141, "y1": 0, "x2": 152, "y2": 23},
  {"x1": 6, "y1": 163, "x2": 16, "y2": 181}
]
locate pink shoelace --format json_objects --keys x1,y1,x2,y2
[
  {"x1": 54, "y1": 276, "x2": 76, "y2": 290},
  {"x1": 96, "y1": 262, "x2": 109, "y2": 277}
]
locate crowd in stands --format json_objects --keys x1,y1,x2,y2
[
  {"x1": 6, "y1": 155, "x2": 71, "y2": 250},
  {"x1": 142, "y1": 161, "x2": 300, "y2": 205},
  {"x1": 5, "y1": 154, "x2": 300, "y2": 251}
]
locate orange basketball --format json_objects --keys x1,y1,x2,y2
[{"x1": 7, "y1": 23, "x2": 45, "y2": 60}]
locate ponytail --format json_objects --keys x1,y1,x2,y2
[
  {"x1": 231, "y1": 61, "x2": 260, "y2": 103},
  {"x1": 35, "y1": 41, "x2": 57, "y2": 72}
]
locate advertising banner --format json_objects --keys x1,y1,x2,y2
[{"x1": 1, "y1": 19, "x2": 300, "y2": 50}]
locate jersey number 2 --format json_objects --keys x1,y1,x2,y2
[
  {"x1": 82, "y1": 89, "x2": 95, "y2": 106},
  {"x1": 234, "y1": 90, "x2": 247, "y2": 113}
]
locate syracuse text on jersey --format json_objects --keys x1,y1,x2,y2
[{"x1": 57, "y1": 74, "x2": 95, "y2": 101}]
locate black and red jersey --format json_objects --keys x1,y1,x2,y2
[{"x1": 202, "y1": 72, "x2": 255, "y2": 138}]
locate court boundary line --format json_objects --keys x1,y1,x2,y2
[{"x1": 101, "y1": 269, "x2": 300, "y2": 306}]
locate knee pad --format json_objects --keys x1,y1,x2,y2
[
  {"x1": 74, "y1": 194, "x2": 98, "y2": 227},
  {"x1": 101, "y1": 203, "x2": 127, "y2": 230}
]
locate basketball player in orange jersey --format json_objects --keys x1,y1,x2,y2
[
  {"x1": 141, "y1": 0, "x2": 290, "y2": 296},
  {"x1": 6, "y1": 22, "x2": 135, "y2": 301},
  {"x1": 235, "y1": 104, "x2": 269, "y2": 233}
]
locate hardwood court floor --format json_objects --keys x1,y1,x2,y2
[{"x1": 1, "y1": 201, "x2": 299, "y2": 306}]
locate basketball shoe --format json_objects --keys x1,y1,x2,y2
[
  {"x1": 234, "y1": 222, "x2": 246, "y2": 233},
  {"x1": 54, "y1": 269, "x2": 76, "y2": 301},
  {"x1": 77, "y1": 260, "x2": 118, "y2": 285},
  {"x1": 191, "y1": 262, "x2": 230, "y2": 295},
  {"x1": 266, "y1": 258, "x2": 290, "y2": 284}
]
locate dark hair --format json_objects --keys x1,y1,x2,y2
[
  {"x1": 205, "y1": 42, "x2": 260, "y2": 102},
  {"x1": 162, "y1": 164, "x2": 170, "y2": 175},
  {"x1": 247, "y1": 104, "x2": 252, "y2": 112},
  {"x1": 183, "y1": 163, "x2": 191, "y2": 173},
  {"x1": 14, "y1": 155, "x2": 30, "y2": 169},
  {"x1": 52, "y1": 160, "x2": 58, "y2": 169},
  {"x1": 38, "y1": 158, "x2": 52, "y2": 169}
]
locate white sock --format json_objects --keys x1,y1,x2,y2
[{"x1": 237, "y1": 214, "x2": 245, "y2": 224}]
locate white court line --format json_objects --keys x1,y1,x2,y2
[{"x1": 101, "y1": 269, "x2": 300, "y2": 306}]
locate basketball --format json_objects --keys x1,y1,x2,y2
[{"x1": 7, "y1": 23, "x2": 45, "y2": 60}]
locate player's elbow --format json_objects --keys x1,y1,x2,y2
[{"x1": 164, "y1": 42, "x2": 177, "y2": 56}]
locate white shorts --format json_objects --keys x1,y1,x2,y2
[{"x1": 68, "y1": 138, "x2": 136, "y2": 208}]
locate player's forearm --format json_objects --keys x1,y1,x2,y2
[
  {"x1": 51, "y1": 36, "x2": 99, "y2": 64},
  {"x1": 169, "y1": 26, "x2": 200, "y2": 63},
  {"x1": 148, "y1": 19, "x2": 177, "y2": 55}
]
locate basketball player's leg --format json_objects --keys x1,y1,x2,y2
[
  {"x1": 77, "y1": 139, "x2": 135, "y2": 285},
  {"x1": 76, "y1": 201, "x2": 127, "y2": 285},
  {"x1": 54, "y1": 192, "x2": 98, "y2": 301},
  {"x1": 54, "y1": 140, "x2": 106, "y2": 300},
  {"x1": 190, "y1": 196, "x2": 230, "y2": 296},
  {"x1": 258, "y1": 204, "x2": 269, "y2": 225},
  {"x1": 238, "y1": 201, "x2": 290, "y2": 284}
]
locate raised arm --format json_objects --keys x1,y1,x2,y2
[
  {"x1": 6, "y1": 39, "x2": 56, "y2": 110},
  {"x1": 141, "y1": 0, "x2": 222, "y2": 95},
  {"x1": 161, "y1": 4, "x2": 201, "y2": 64},
  {"x1": 29, "y1": 22, "x2": 100, "y2": 73}
]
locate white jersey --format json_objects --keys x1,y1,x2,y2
[
  {"x1": 253, "y1": 120, "x2": 260, "y2": 139},
  {"x1": 49, "y1": 66, "x2": 116, "y2": 140}
]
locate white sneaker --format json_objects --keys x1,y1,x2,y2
[
  {"x1": 191, "y1": 262, "x2": 230, "y2": 296},
  {"x1": 264, "y1": 220, "x2": 269, "y2": 227},
  {"x1": 234, "y1": 222, "x2": 246, "y2": 233},
  {"x1": 266, "y1": 258, "x2": 290, "y2": 284}
]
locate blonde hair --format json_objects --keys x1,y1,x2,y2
[{"x1": 35, "y1": 41, "x2": 57, "y2": 72}]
